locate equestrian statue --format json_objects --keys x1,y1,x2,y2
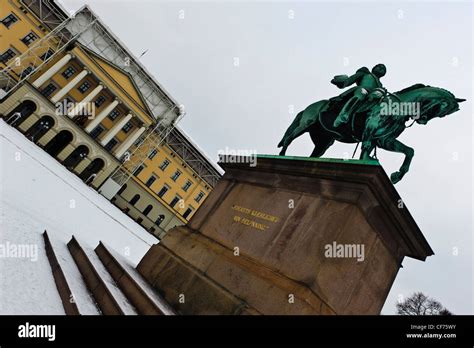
[{"x1": 277, "y1": 64, "x2": 465, "y2": 184}]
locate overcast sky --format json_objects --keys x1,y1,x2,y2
[{"x1": 59, "y1": 0, "x2": 473, "y2": 314}]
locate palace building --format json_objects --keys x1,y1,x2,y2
[{"x1": 0, "y1": 0, "x2": 221, "y2": 238}]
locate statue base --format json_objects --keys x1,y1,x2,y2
[{"x1": 137, "y1": 155, "x2": 433, "y2": 314}]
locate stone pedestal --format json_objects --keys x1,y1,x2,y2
[{"x1": 137, "y1": 155, "x2": 433, "y2": 315}]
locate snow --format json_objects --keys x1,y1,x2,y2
[
  {"x1": 0, "y1": 120, "x2": 158, "y2": 314},
  {"x1": 0, "y1": 201, "x2": 65, "y2": 314}
]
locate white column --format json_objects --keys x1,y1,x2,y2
[
  {"x1": 114, "y1": 126, "x2": 146, "y2": 158},
  {"x1": 33, "y1": 53, "x2": 73, "y2": 88},
  {"x1": 100, "y1": 113, "x2": 133, "y2": 146},
  {"x1": 51, "y1": 69, "x2": 88, "y2": 103},
  {"x1": 67, "y1": 84, "x2": 104, "y2": 118},
  {"x1": 85, "y1": 99, "x2": 119, "y2": 133}
]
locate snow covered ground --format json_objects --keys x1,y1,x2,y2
[{"x1": 0, "y1": 120, "x2": 158, "y2": 314}]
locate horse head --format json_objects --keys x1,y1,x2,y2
[{"x1": 396, "y1": 84, "x2": 465, "y2": 125}]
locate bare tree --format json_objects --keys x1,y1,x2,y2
[{"x1": 396, "y1": 292, "x2": 452, "y2": 315}]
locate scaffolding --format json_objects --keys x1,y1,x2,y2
[
  {"x1": 2, "y1": 1, "x2": 221, "y2": 191},
  {"x1": 110, "y1": 112, "x2": 221, "y2": 189},
  {"x1": 110, "y1": 107, "x2": 183, "y2": 187},
  {"x1": 66, "y1": 6, "x2": 180, "y2": 125},
  {"x1": 20, "y1": 0, "x2": 69, "y2": 28},
  {"x1": 62, "y1": 6, "x2": 221, "y2": 189},
  {"x1": 165, "y1": 129, "x2": 221, "y2": 188},
  {"x1": 0, "y1": 9, "x2": 98, "y2": 95}
]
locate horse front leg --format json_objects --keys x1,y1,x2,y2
[
  {"x1": 378, "y1": 138, "x2": 415, "y2": 184},
  {"x1": 359, "y1": 140, "x2": 376, "y2": 160}
]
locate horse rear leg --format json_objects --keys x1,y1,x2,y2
[
  {"x1": 279, "y1": 126, "x2": 310, "y2": 156},
  {"x1": 309, "y1": 129, "x2": 335, "y2": 157}
]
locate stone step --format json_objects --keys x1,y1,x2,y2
[
  {"x1": 42, "y1": 231, "x2": 80, "y2": 315},
  {"x1": 67, "y1": 236, "x2": 137, "y2": 315},
  {"x1": 43, "y1": 231, "x2": 101, "y2": 315},
  {"x1": 95, "y1": 241, "x2": 175, "y2": 315}
]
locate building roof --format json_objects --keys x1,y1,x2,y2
[
  {"x1": 22, "y1": 0, "x2": 222, "y2": 185},
  {"x1": 67, "y1": 5, "x2": 182, "y2": 124}
]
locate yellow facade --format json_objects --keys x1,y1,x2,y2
[
  {"x1": 0, "y1": 0, "x2": 55, "y2": 76},
  {"x1": 1, "y1": 1, "x2": 43, "y2": 52},
  {"x1": 132, "y1": 142, "x2": 212, "y2": 222},
  {"x1": 0, "y1": 0, "x2": 220, "y2": 235},
  {"x1": 28, "y1": 44, "x2": 152, "y2": 144}
]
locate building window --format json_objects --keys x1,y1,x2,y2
[
  {"x1": 155, "y1": 214, "x2": 165, "y2": 226},
  {"x1": 122, "y1": 121, "x2": 133, "y2": 133},
  {"x1": 143, "y1": 205, "x2": 153, "y2": 216},
  {"x1": 117, "y1": 184, "x2": 127, "y2": 195},
  {"x1": 157, "y1": 185, "x2": 169, "y2": 198},
  {"x1": 129, "y1": 194, "x2": 140, "y2": 206},
  {"x1": 77, "y1": 81, "x2": 91, "y2": 94},
  {"x1": 148, "y1": 148, "x2": 158, "y2": 160},
  {"x1": 2, "y1": 13, "x2": 18, "y2": 28},
  {"x1": 171, "y1": 170, "x2": 182, "y2": 182},
  {"x1": 195, "y1": 191, "x2": 205, "y2": 203},
  {"x1": 182, "y1": 180, "x2": 193, "y2": 192},
  {"x1": 104, "y1": 138, "x2": 118, "y2": 151},
  {"x1": 62, "y1": 66, "x2": 76, "y2": 79},
  {"x1": 145, "y1": 175, "x2": 157, "y2": 187},
  {"x1": 40, "y1": 49, "x2": 54, "y2": 61},
  {"x1": 108, "y1": 110, "x2": 120, "y2": 121},
  {"x1": 159, "y1": 159, "x2": 170, "y2": 171},
  {"x1": 21, "y1": 32, "x2": 38, "y2": 46},
  {"x1": 41, "y1": 83, "x2": 57, "y2": 98},
  {"x1": 90, "y1": 125, "x2": 105, "y2": 140},
  {"x1": 183, "y1": 207, "x2": 193, "y2": 219},
  {"x1": 1, "y1": 48, "x2": 17, "y2": 64},
  {"x1": 169, "y1": 195, "x2": 181, "y2": 208},
  {"x1": 134, "y1": 137, "x2": 143, "y2": 146},
  {"x1": 19, "y1": 66, "x2": 34, "y2": 79},
  {"x1": 133, "y1": 164, "x2": 145, "y2": 176},
  {"x1": 94, "y1": 95, "x2": 106, "y2": 107}
]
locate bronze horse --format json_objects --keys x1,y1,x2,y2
[{"x1": 277, "y1": 84, "x2": 465, "y2": 183}]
